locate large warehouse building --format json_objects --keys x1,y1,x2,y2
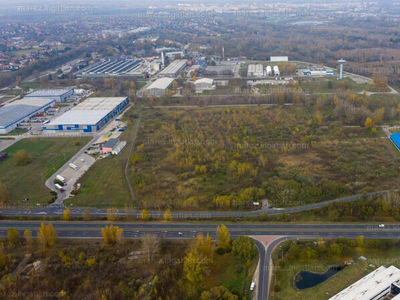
[
  {"x1": 146, "y1": 78, "x2": 175, "y2": 97},
  {"x1": 0, "y1": 98, "x2": 56, "y2": 134},
  {"x1": 329, "y1": 265, "x2": 400, "y2": 300},
  {"x1": 159, "y1": 59, "x2": 188, "y2": 77},
  {"x1": 24, "y1": 88, "x2": 74, "y2": 102},
  {"x1": 43, "y1": 97, "x2": 129, "y2": 132},
  {"x1": 247, "y1": 64, "x2": 264, "y2": 77}
]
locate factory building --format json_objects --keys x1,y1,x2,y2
[
  {"x1": 43, "y1": 97, "x2": 129, "y2": 133},
  {"x1": 302, "y1": 66, "x2": 335, "y2": 76},
  {"x1": 0, "y1": 98, "x2": 56, "y2": 134},
  {"x1": 146, "y1": 78, "x2": 175, "y2": 97},
  {"x1": 77, "y1": 58, "x2": 144, "y2": 78},
  {"x1": 194, "y1": 78, "x2": 215, "y2": 90},
  {"x1": 270, "y1": 56, "x2": 289, "y2": 62},
  {"x1": 247, "y1": 64, "x2": 264, "y2": 77},
  {"x1": 159, "y1": 59, "x2": 188, "y2": 77},
  {"x1": 329, "y1": 265, "x2": 400, "y2": 300},
  {"x1": 24, "y1": 88, "x2": 74, "y2": 102}
]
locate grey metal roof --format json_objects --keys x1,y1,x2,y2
[
  {"x1": 25, "y1": 88, "x2": 73, "y2": 97},
  {"x1": 0, "y1": 105, "x2": 41, "y2": 128},
  {"x1": 103, "y1": 138, "x2": 120, "y2": 149}
]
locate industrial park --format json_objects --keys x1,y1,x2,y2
[{"x1": 0, "y1": 1, "x2": 400, "y2": 300}]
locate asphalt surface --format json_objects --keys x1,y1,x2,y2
[
  {"x1": 0, "y1": 189, "x2": 388, "y2": 218},
  {"x1": 0, "y1": 221, "x2": 399, "y2": 299}
]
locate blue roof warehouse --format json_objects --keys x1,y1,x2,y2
[{"x1": 43, "y1": 97, "x2": 129, "y2": 133}]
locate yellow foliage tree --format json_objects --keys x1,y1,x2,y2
[
  {"x1": 164, "y1": 208, "x2": 172, "y2": 221},
  {"x1": 217, "y1": 224, "x2": 231, "y2": 250},
  {"x1": 141, "y1": 209, "x2": 150, "y2": 221},
  {"x1": 101, "y1": 225, "x2": 123, "y2": 246},
  {"x1": 37, "y1": 222, "x2": 58, "y2": 249},
  {"x1": 63, "y1": 207, "x2": 70, "y2": 221},
  {"x1": 364, "y1": 117, "x2": 373, "y2": 128}
]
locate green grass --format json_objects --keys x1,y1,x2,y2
[
  {"x1": 202, "y1": 251, "x2": 258, "y2": 297},
  {"x1": 0, "y1": 137, "x2": 91, "y2": 203},
  {"x1": 21, "y1": 82, "x2": 39, "y2": 90},
  {"x1": 272, "y1": 245, "x2": 400, "y2": 300},
  {"x1": 298, "y1": 77, "x2": 390, "y2": 93},
  {"x1": 64, "y1": 125, "x2": 134, "y2": 208},
  {"x1": 136, "y1": 81, "x2": 147, "y2": 90},
  {"x1": 0, "y1": 128, "x2": 27, "y2": 136},
  {"x1": 10, "y1": 49, "x2": 37, "y2": 57}
]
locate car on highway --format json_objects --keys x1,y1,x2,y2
[
  {"x1": 178, "y1": 232, "x2": 183, "y2": 235},
  {"x1": 379, "y1": 224, "x2": 385, "y2": 228}
]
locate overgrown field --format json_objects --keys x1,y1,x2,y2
[
  {"x1": 130, "y1": 105, "x2": 400, "y2": 210},
  {"x1": 0, "y1": 234, "x2": 256, "y2": 300},
  {"x1": 0, "y1": 137, "x2": 91, "y2": 204}
]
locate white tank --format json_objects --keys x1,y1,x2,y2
[
  {"x1": 273, "y1": 66, "x2": 280, "y2": 76},
  {"x1": 266, "y1": 66, "x2": 272, "y2": 76}
]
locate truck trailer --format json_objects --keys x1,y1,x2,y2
[
  {"x1": 69, "y1": 163, "x2": 78, "y2": 170},
  {"x1": 55, "y1": 184, "x2": 65, "y2": 192},
  {"x1": 56, "y1": 175, "x2": 67, "y2": 184}
]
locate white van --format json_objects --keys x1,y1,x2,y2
[{"x1": 250, "y1": 282, "x2": 255, "y2": 291}]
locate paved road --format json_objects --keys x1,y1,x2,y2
[
  {"x1": 0, "y1": 221, "x2": 399, "y2": 299},
  {"x1": 0, "y1": 189, "x2": 389, "y2": 218}
]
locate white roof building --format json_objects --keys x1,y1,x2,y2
[
  {"x1": 147, "y1": 78, "x2": 175, "y2": 91},
  {"x1": 44, "y1": 97, "x2": 129, "y2": 133},
  {"x1": 329, "y1": 265, "x2": 400, "y2": 300},
  {"x1": 247, "y1": 64, "x2": 264, "y2": 77}
]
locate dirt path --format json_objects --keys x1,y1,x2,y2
[{"x1": 124, "y1": 105, "x2": 143, "y2": 203}]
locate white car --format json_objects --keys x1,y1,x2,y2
[
  {"x1": 178, "y1": 232, "x2": 183, "y2": 235},
  {"x1": 379, "y1": 224, "x2": 385, "y2": 228}
]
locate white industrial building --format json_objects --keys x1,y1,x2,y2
[
  {"x1": 194, "y1": 78, "x2": 215, "y2": 90},
  {"x1": 24, "y1": 88, "x2": 74, "y2": 102},
  {"x1": 329, "y1": 265, "x2": 400, "y2": 300},
  {"x1": 270, "y1": 56, "x2": 289, "y2": 62},
  {"x1": 43, "y1": 97, "x2": 129, "y2": 133},
  {"x1": 159, "y1": 59, "x2": 188, "y2": 77},
  {"x1": 146, "y1": 77, "x2": 175, "y2": 97},
  {"x1": 0, "y1": 98, "x2": 56, "y2": 134},
  {"x1": 247, "y1": 64, "x2": 264, "y2": 77}
]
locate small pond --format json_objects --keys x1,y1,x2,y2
[{"x1": 294, "y1": 265, "x2": 345, "y2": 290}]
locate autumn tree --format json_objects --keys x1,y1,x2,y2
[
  {"x1": 24, "y1": 229, "x2": 34, "y2": 249},
  {"x1": 164, "y1": 208, "x2": 172, "y2": 221},
  {"x1": 7, "y1": 228, "x2": 21, "y2": 246},
  {"x1": 364, "y1": 117, "x2": 373, "y2": 128},
  {"x1": 107, "y1": 208, "x2": 118, "y2": 221},
  {"x1": 217, "y1": 224, "x2": 231, "y2": 251},
  {"x1": 14, "y1": 150, "x2": 31, "y2": 166},
  {"x1": 183, "y1": 252, "x2": 205, "y2": 289},
  {"x1": 141, "y1": 233, "x2": 160, "y2": 262},
  {"x1": 63, "y1": 207, "x2": 70, "y2": 221},
  {"x1": 141, "y1": 209, "x2": 150, "y2": 221},
  {"x1": 82, "y1": 209, "x2": 90, "y2": 221},
  {"x1": 200, "y1": 286, "x2": 239, "y2": 300},
  {"x1": 101, "y1": 225, "x2": 123, "y2": 246},
  {"x1": 37, "y1": 222, "x2": 58, "y2": 249},
  {"x1": 356, "y1": 235, "x2": 364, "y2": 247}
]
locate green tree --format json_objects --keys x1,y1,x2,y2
[
  {"x1": 200, "y1": 286, "x2": 239, "y2": 300},
  {"x1": 232, "y1": 236, "x2": 256, "y2": 261},
  {"x1": 14, "y1": 150, "x2": 31, "y2": 166},
  {"x1": 217, "y1": 224, "x2": 231, "y2": 251},
  {"x1": 7, "y1": 228, "x2": 21, "y2": 245}
]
